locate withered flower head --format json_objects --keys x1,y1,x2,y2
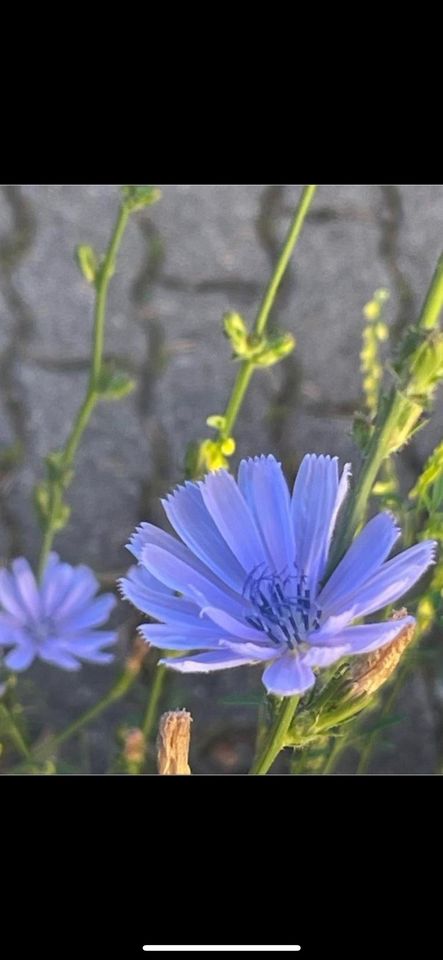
[
  {"x1": 345, "y1": 609, "x2": 415, "y2": 700},
  {"x1": 157, "y1": 709, "x2": 192, "y2": 775}
]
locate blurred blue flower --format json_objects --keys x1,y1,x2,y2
[
  {"x1": 0, "y1": 553, "x2": 117, "y2": 671},
  {"x1": 120, "y1": 454, "x2": 436, "y2": 696}
]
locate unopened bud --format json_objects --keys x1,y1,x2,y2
[
  {"x1": 126, "y1": 635, "x2": 149, "y2": 674},
  {"x1": 122, "y1": 185, "x2": 161, "y2": 213},
  {"x1": 406, "y1": 332, "x2": 443, "y2": 398},
  {"x1": 75, "y1": 244, "x2": 99, "y2": 284},
  {"x1": 254, "y1": 332, "x2": 296, "y2": 367},
  {"x1": 223, "y1": 311, "x2": 248, "y2": 345},
  {"x1": 123, "y1": 728, "x2": 145, "y2": 767},
  {"x1": 157, "y1": 709, "x2": 192, "y2": 775}
]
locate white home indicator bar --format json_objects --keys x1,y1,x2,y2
[{"x1": 142, "y1": 948, "x2": 301, "y2": 953}]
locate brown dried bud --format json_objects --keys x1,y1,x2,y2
[
  {"x1": 125, "y1": 634, "x2": 149, "y2": 675},
  {"x1": 157, "y1": 710, "x2": 192, "y2": 775},
  {"x1": 346, "y1": 609, "x2": 414, "y2": 700},
  {"x1": 123, "y1": 728, "x2": 145, "y2": 766}
]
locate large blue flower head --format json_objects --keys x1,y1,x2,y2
[
  {"x1": 120, "y1": 455, "x2": 437, "y2": 696},
  {"x1": 0, "y1": 553, "x2": 117, "y2": 671}
]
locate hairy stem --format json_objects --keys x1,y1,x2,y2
[{"x1": 250, "y1": 695, "x2": 300, "y2": 775}]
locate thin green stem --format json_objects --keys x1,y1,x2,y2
[
  {"x1": 0, "y1": 703, "x2": 32, "y2": 761},
  {"x1": 417, "y1": 253, "x2": 443, "y2": 331},
  {"x1": 250, "y1": 695, "x2": 300, "y2": 775},
  {"x1": 37, "y1": 202, "x2": 131, "y2": 580},
  {"x1": 142, "y1": 662, "x2": 167, "y2": 742},
  {"x1": 33, "y1": 663, "x2": 139, "y2": 760},
  {"x1": 222, "y1": 184, "x2": 317, "y2": 438}
]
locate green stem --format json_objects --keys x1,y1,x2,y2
[
  {"x1": 321, "y1": 735, "x2": 349, "y2": 775},
  {"x1": 418, "y1": 253, "x2": 443, "y2": 331},
  {"x1": 37, "y1": 202, "x2": 131, "y2": 580},
  {"x1": 250, "y1": 695, "x2": 300, "y2": 775},
  {"x1": 222, "y1": 184, "x2": 317, "y2": 438},
  {"x1": 0, "y1": 702, "x2": 32, "y2": 761},
  {"x1": 142, "y1": 662, "x2": 167, "y2": 745},
  {"x1": 34, "y1": 662, "x2": 138, "y2": 759}
]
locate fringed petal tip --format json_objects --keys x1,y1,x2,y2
[{"x1": 428, "y1": 540, "x2": 439, "y2": 564}]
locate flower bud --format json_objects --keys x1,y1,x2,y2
[
  {"x1": 406, "y1": 332, "x2": 443, "y2": 398},
  {"x1": 122, "y1": 728, "x2": 145, "y2": 767},
  {"x1": 126, "y1": 635, "x2": 149, "y2": 675},
  {"x1": 122, "y1": 185, "x2": 161, "y2": 213},
  {"x1": 75, "y1": 244, "x2": 99, "y2": 284},
  {"x1": 253, "y1": 332, "x2": 296, "y2": 367}
]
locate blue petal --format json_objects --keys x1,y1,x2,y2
[
  {"x1": 10, "y1": 558, "x2": 42, "y2": 622},
  {"x1": 141, "y1": 543, "x2": 248, "y2": 617},
  {"x1": 60, "y1": 594, "x2": 116, "y2": 631},
  {"x1": 4, "y1": 638, "x2": 36, "y2": 671},
  {"x1": 118, "y1": 566, "x2": 198, "y2": 623},
  {"x1": 237, "y1": 455, "x2": 296, "y2": 572},
  {"x1": 262, "y1": 653, "x2": 316, "y2": 695},
  {"x1": 221, "y1": 639, "x2": 277, "y2": 660},
  {"x1": 320, "y1": 540, "x2": 436, "y2": 623},
  {"x1": 328, "y1": 462, "x2": 351, "y2": 546},
  {"x1": 317, "y1": 512, "x2": 401, "y2": 615},
  {"x1": 53, "y1": 566, "x2": 100, "y2": 618},
  {"x1": 291, "y1": 455, "x2": 343, "y2": 594},
  {"x1": 326, "y1": 616, "x2": 415, "y2": 654},
  {"x1": 199, "y1": 469, "x2": 268, "y2": 573},
  {"x1": 40, "y1": 556, "x2": 78, "y2": 617},
  {"x1": 61, "y1": 631, "x2": 118, "y2": 652},
  {"x1": 0, "y1": 615, "x2": 27, "y2": 646},
  {"x1": 0, "y1": 569, "x2": 30, "y2": 625},
  {"x1": 38, "y1": 645, "x2": 82, "y2": 670},
  {"x1": 302, "y1": 644, "x2": 350, "y2": 666},
  {"x1": 162, "y1": 482, "x2": 246, "y2": 590},
  {"x1": 160, "y1": 650, "x2": 259, "y2": 672},
  {"x1": 139, "y1": 623, "x2": 222, "y2": 650},
  {"x1": 124, "y1": 526, "x2": 177, "y2": 594},
  {"x1": 200, "y1": 606, "x2": 267, "y2": 642}
]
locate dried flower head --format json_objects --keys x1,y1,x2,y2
[
  {"x1": 345, "y1": 608, "x2": 415, "y2": 700},
  {"x1": 157, "y1": 709, "x2": 192, "y2": 775}
]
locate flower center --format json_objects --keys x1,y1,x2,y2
[
  {"x1": 29, "y1": 617, "x2": 58, "y2": 648},
  {"x1": 243, "y1": 566, "x2": 322, "y2": 650}
]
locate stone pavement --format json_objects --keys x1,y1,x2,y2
[{"x1": 0, "y1": 184, "x2": 442, "y2": 773}]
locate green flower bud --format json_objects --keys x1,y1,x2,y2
[
  {"x1": 254, "y1": 332, "x2": 296, "y2": 367},
  {"x1": 122, "y1": 185, "x2": 162, "y2": 213},
  {"x1": 96, "y1": 365, "x2": 137, "y2": 400},
  {"x1": 75, "y1": 245, "x2": 99, "y2": 284},
  {"x1": 406, "y1": 332, "x2": 443, "y2": 398}
]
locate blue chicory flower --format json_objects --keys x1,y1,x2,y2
[
  {"x1": 0, "y1": 553, "x2": 117, "y2": 671},
  {"x1": 120, "y1": 454, "x2": 436, "y2": 696}
]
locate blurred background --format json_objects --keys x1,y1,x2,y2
[{"x1": 0, "y1": 184, "x2": 442, "y2": 773}]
